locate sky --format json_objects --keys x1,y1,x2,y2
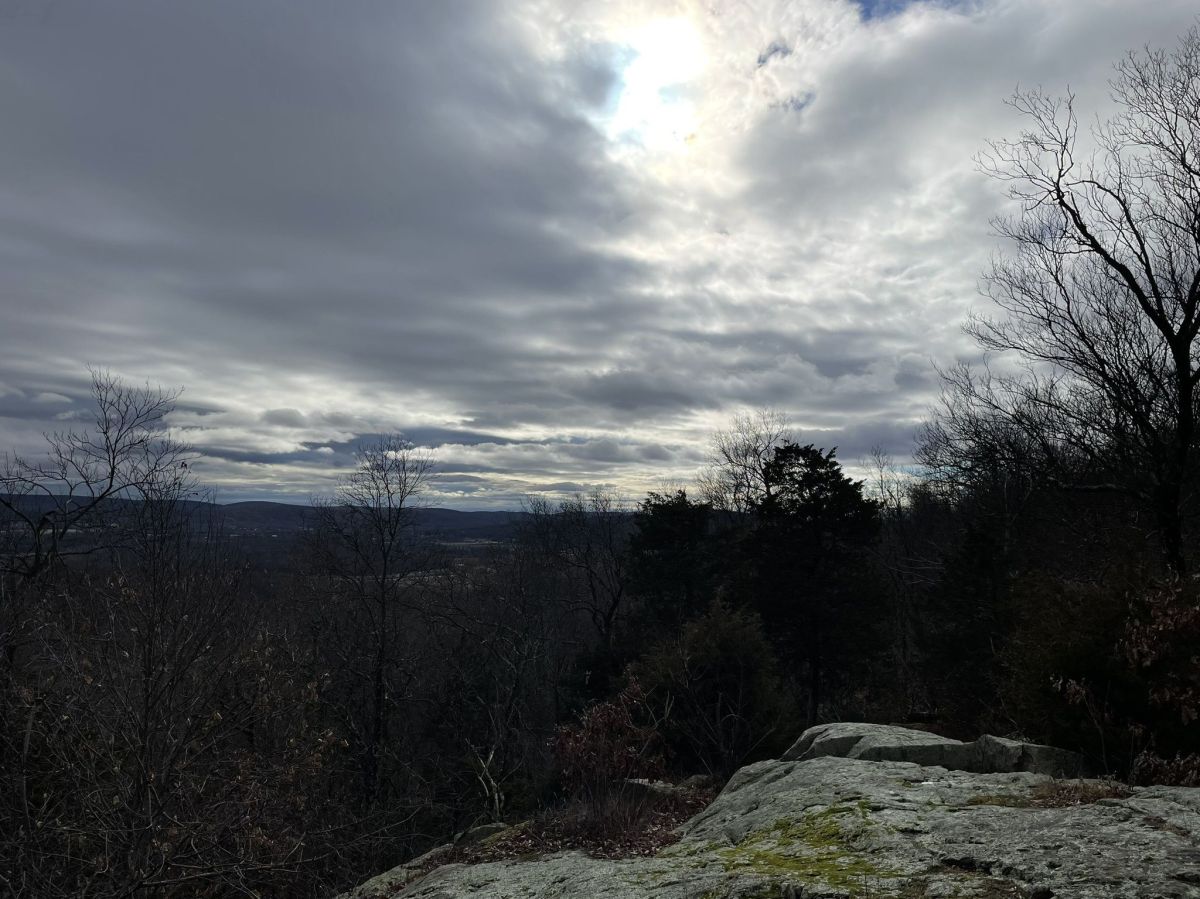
[{"x1": 0, "y1": 0, "x2": 1197, "y2": 508}]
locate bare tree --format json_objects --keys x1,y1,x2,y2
[
  {"x1": 924, "y1": 29, "x2": 1200, "y2": 576},
  {"x1": 0, "y1": 369, "x2": 189, "y2": 582},
  {"x1": 864, "y1": 450, "x2": 924, "y2": 713},
  {"x1": 523, "y1": 490, "x2": 631, "y2": 649},
  {"x1": 306, "y1": 435, "x2": 436, "y2": 805},
  {"x1": 423, "y1": 544, "x2": 563, "y2": 826},
  {"x1": 697, "y1": 409, "x2": 791, "y2": 515},
  {"x1": 2, "y1": 466, "x2": 314, "y2": 898}
]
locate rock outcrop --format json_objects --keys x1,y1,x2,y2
[
  {"x1": 783, "y1": 722, "x2": 1088, "y2": 778},
  {"x1": 340, "y1": 724, "x2": 1200, "y2": 898}
]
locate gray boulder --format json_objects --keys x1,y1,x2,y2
[
  {"x1": 454, "y1": 822, "x2": 513, "y2": 846},
  {"x1": 341, "y1": 724, "x2": 1197, "y2": 899},
  {"x1": 783, "y1": 722, "x2": 967, "y2": 766},
  {"x1": 337, "y1": 823, "x2": 522, "y2": 898},
  {"x1": 965, "y1": 732, "x2": 1087, "y2": 777},
  {"x1": 784, "y1": 722, "x2": 1087, "y2": 777}
]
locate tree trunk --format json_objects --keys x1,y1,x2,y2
[
  {"x1": 806, "y1": 628, "x2": 821, "y2": 729},
  {"x1": 1154, "y1": 479, "x2": 1187, "y2": 579}
]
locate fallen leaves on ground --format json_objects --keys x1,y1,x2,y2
[{"x1": 421, "y1": 787, "x2": 717, "y2": 873}]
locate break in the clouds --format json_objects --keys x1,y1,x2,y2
[{"x1": 0, "y1": 0, "x2": 1196, "y2": 507}]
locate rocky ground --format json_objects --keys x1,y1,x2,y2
[{"x1": 339, "y1": 724, "x2": 1200, "y2": 899}]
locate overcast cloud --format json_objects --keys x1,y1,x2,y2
[{"x1": 0, "y1": 0, "x2": 1197, "y2": 507}]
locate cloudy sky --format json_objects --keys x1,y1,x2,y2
[{"x1": 0, "y1": 0, "x2": 1196, "y2": 508}]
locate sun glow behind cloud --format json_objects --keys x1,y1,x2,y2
[{"x1": 607, "y1": 17, "x2": 705, "y2": 151}]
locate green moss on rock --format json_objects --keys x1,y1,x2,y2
[{"x1": 716, "y1": 804, "x2": 898, "y2": 889}]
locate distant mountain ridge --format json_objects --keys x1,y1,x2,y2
[
  {"x1": 1, "y1": 496, "x2": 525, "y2": 543},
  {"x1": 220, "y1": 502, "x2": 524, "y2": 541}
]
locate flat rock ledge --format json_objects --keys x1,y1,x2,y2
[
  {"x1": 782, "y1": 722, "x2": 1089, "y2": 778},
  {"x1": 339, "y1": 724, "x2": 1200, "y2": 899}
]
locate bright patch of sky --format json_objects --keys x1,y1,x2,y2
[{"x1": 606, "y1": 17, "x2": 705, "y2": 151}]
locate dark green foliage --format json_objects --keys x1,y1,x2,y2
[
  {"x1": 731, "y1": 444, "x2": 883, "y2": 726},
  {"x1": 628, "y1": 489, "x2": 717, "y2": 632},
  {"x1": 922, "y1": 525, "x2": 1014, "y2": 735},
  {"x1": 993, "y1": 573, "x2": 1132, "y2": 763},
  {"x1": 760, "y1": 444, "x2": 881, "y2": 550},
  {"x1": 633, "y1": 600, "x2": 799, "y2": 778}
]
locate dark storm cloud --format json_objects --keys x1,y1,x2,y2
[
  {"x1": 0, "y1": 390, "x2": 76, "y2": 423},
  {"x1": 261, "y1": 409, "x2": 308, "y2": 429},
  {"x1": 399, "y1": 428, "x2": 518, "y2": 448},
  {"x1": 526, "y1": 482, "x2": 595, "y2": 495},
  {"x1": 191, "y1": 446, "x2": 331, "y2": 468},
  {"x1": 573, "y1": 370, "x2": 704, "y2": 414},
  {"x1": 311, "y1": 428, "x2": 518, "y2": 451},
  {"x1": 797, "y1": 418, "x2": 923, "y2": 462},
  {"x1": 0, "y1": 0, "x2": 646, "y2": 412}
]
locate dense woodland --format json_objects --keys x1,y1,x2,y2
[{"x1": 4, "y1": 29, "x2": 1200, "y2": 899}]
